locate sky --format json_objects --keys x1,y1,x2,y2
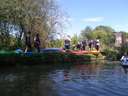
[{"x1": 57, "y1": 0, "x2": 128, "y2": 36}]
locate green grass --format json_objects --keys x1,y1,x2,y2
[{"x1": 0, "y1": 52, "x2": 99, "y2": 65}]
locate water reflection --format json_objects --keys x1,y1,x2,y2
[
  {"x1": 121, "y1": 65, "x2": 128, "y2": 74},
  {"x1": 0, "y1": 61, "x2": 128, "y2": 96},
  {"x1": 0, "y1": 65, "x2": 58, "y2": 96},
  {"x1": 50, "y1": 61, "x2": 128, "y2": 96}
]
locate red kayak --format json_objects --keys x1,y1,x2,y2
[{"x1": 68, "y1": 50, "x2": 100, "y2": 55}]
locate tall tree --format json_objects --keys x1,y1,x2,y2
[
  {"x1": 81, "y1": 26, "x2": 92, "y2": 40},
  {"x1": 71, "y1": 34, "x2": 79, "y2": 46},
  {"x1": 93, "y1": 25, "x2": 115, "y2": 47},
  {"x1": 0, "y1": 0, "x2": 64, "y2": 49},
  {"x1": 80, "y1": 25, "x2": 115, "y2": 49}
]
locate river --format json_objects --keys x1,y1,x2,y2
[{"x1": 0, "y1": 61, "x2": 128, "y2": 96}]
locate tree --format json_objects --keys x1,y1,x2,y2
[
  {"x1": 0, "y1": 0, "x2": 64, "y2": 49},
  {"x1": 71, "y1": 34, "x2": 79, "y2": 46},
  {"x1": 80, "y1": 25, "x2": 115, "y2": 50},
  {"x1": 81, "y1": 26, "x2": 92, "y2": 40},
  {"x1": 94, "y1": 25, "x2": 115, "y2": 32},
  {"x1": 93, "y1": 25, "x2": 115, "y2": 47}
]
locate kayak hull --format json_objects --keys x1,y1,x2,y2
[
  {"x1": 120, "y1": 61, "x2": 128, "y2": 68},
  {"x1": 69, "y1": 50, "x2": 100, "y2": 55}
]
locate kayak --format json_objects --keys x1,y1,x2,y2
[
  {"x1": 121, "y1": 60, "x2": 128, "y2": 66},
  {"x1": 120, "y1": 59, "x2": 128, "y2": 68},
  {"x1": 69, "y1": 50, "x2": 100, "y2": 55}
]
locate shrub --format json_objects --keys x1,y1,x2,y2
[{"x1": 103, "y1": 48, "x2": 119, "y2": 60}]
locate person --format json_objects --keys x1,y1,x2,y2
[
  {"x1": 25, "y1": 31, "x2": 32, "y2": 53},
  {"x1": 88, "y1": 40, "x2": 93, "y2": 51},
  {"x1": 82, "y1": 40, "x2": 87, "y2": 50},
  {"x1": 95, "y1": 39, "x2": 100, "y2": 51},
  {"x1": 121, "y1": 53, "x2": 128, "y2": 62},
  {"x1": 64, "y1": 35, "x2": 71, "y2": 50},
  {"x1": 34, "y1": 33, "x2": 41, "y2": 53},
  {"x1": 76, "y1": 42, "x2": 81, "y2": 50},
  {"x1": 64, "y1": 39, "x2": 70, "y2": 49},
  {"x1": 121, "y1": 53, "x2": 128, "y2": 73}
]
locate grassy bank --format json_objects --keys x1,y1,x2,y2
[{"x1": 0, "y1": 52, "x2": 102, "y2": 65}]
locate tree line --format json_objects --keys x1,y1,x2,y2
[
  {"x1": 0, "y1": 0, "x2": 64, "y2": 50},
  {"x1": 0, "y1": 0, "x2": 128, "y2": 59},
  {"x1": 79, "y1": 25, "x2": 128, "y2": 59}
]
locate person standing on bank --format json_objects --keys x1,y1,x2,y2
[
  {"x1": 95, "y1": 39, "x2": 100, "y2": 51},
  {"x1": 89, "y1": 40, "x2": 93, "y2": 51},
  {"x1": 64, "y1": 35, "x2": 71, "y2": 50},
  {"x1": 34, "y1": 33, "x2": 41, "y2": 53},
  {"x1": 25, "y1": 31, "x2": 32, "y2": 53},
  {"x1": 82, "y1": 40, "x2": 87, "y2": 50}
]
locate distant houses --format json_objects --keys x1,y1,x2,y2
[{"x1": 114, "y1": 32, "x2": 128, "y2": 47}]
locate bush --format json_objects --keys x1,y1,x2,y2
[
  {"x1": 103, "y1": 48, "x2": 119, "y2": 60},
  {"x1": 118, "y1": 43, "x2": 128, "y2": 57}
]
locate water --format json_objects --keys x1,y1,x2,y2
[{"x1": 0, "y1": 61, "x2": 128, "y2": 96}]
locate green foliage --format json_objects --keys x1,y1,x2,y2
[
  {"x1": 81, "y1": 26, "x2": 92, "y2": 39},
  {"x1": 102, "y1": 48, "x2": 119, "y2": 60},
  {"x1": 0, "y1": 0, "x2": 64, "y2": 49},
  {"x1": 0, "y1": 52, "x2": 98, "y2": 64},
  {"x1": 48, "y1": 39, "x2": 64, "y2": 48},
  {"x1": 71, "y1": 34, "x2": 79, "y2": 49},
  {"x1": 118, "y1": 43, "x2": 128, "y2": 55},
  {"x1": 94, "y1": 25, "x2": 115, "y2": 32},
  {"x1": 122, "y1": 32, "x2": 128, "y2": 39},
  {"x1": 81, "y1": 25, "x2": 115, "y2": 49}
]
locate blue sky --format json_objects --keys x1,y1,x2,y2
[{"x1": 57, "y1": 0, "x2": 128, "y2": 36}]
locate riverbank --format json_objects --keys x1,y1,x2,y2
[{"x1": 0, "y1": 52, "x2": 103, "y2": 65}]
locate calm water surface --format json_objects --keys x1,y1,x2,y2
[{"x1": 0, "y1": 61, "x2": 128, "y2": 96}]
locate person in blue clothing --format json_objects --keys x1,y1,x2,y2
[{"x1": 34, "y1": 33, "x2": 41, "y2": 53}]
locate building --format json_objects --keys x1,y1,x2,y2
[{"x1": 114, "y1": 32, "x2": 127, "y2": 47}]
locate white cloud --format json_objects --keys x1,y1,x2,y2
[{"x1": 82, "y1": 17, "x2": 104, "y2": 23}]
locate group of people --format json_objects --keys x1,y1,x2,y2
[
  {"x1": 76, "y1": 39, "x2": 100, "y2": 51},
  {"x1": 25, "y1": 33, "x2": 100, "y2": 53},
  {"x1": 64, "y1": 38, "x2": 100, "y2": 51},
  {"x1": 25, "y1": 32, "x2": 40, "y2": 53}
]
